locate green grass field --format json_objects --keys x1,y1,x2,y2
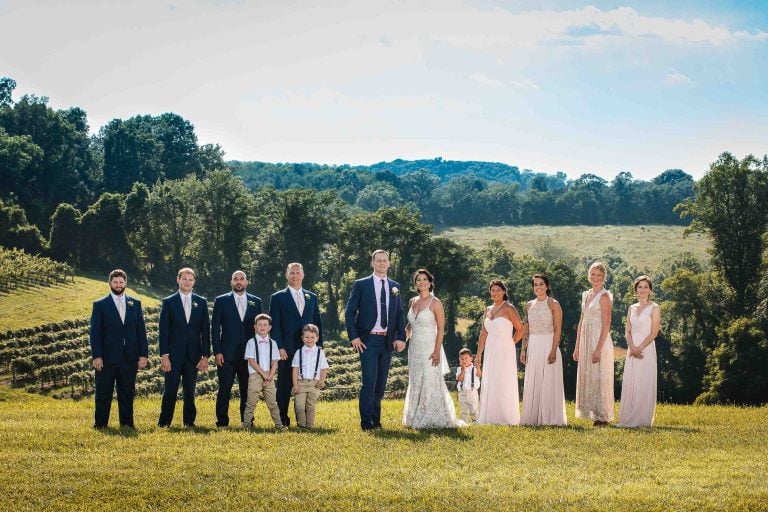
[
  {"x1": 0, "y1": 275, "x2": 162, "y2": 332},
  {"x1": 439, "y1": 225, "x2": 710, "y2": 271},
  {"x1": 0, "y1": 387, "x2": 765, "y2": 511}
]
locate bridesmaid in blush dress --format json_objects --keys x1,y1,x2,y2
[
  {"x1": 617, "y1": 276, "x2": 660, "y2": 428},
  {"x1": 476, "y1": 280, "x2": 523, "y2": 426},
  {"x1": 520, "y1": 274, "x2": 567, "y2": 426},
  {"x1": 573, "y1": 261, "x2": 615, "y2": 426}
]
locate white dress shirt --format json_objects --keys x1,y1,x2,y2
[
  {"x1": 111, "y1": 293, "x2": 126, "y2": 323},
  {"x1": 289, "y1": 286, "x2": 305, "y2": 315},
  {"x1": 456, "y1": 365, "x2": 480, "y2": 391},
  {"x1": 291, "y1": 345, "x2": 329, "y2": 380},
  {"x1": 371, "y1": 274, "x2": 390, "y2": 332},
  {"x1": 244, "y1": 336, "x2": 280, "y2": 374}
]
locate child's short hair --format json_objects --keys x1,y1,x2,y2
[
  {"x1": 254, "y1": 313, "x2": 272, "y2": 325},
  {"x1": 459, "y1": 348, "x2": 472, "y2": 357},
  {"x1": 302, "y1": 324, "x2": 320, "y2": 336}
]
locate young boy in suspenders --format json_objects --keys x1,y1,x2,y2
[
  {"x1": 456, "y1": 348, "x2": 481, "y2": 423},
  {"x1": 291, "y1": 324, "x2": 328, "y2": 429},
  {"x1": 242, "y1": 314, "x2": 283, "y2": 429}
]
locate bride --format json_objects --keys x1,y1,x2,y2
[{"x1": 402, "y1": 268, "x2": 461, "y2": 428}]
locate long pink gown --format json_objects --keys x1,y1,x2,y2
[
  {"x1": 575, "y1": 289, "x2": 615, "y2": 422},
  {"x1": 617, "y1": 303, "x2": 657, "y2": 427},
  {"x1": 478, "y1": 316, "x2": 520, "y2": 425},
  {"x1": 521, "y1": 299, "x2": 567, "y2": 426}
]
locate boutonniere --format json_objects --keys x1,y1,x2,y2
[
  {"x1": 192, "y1": 301, "x2": 199, "y2": 308},
  {"x1": 391, "y1": 287, "x2": 399, "y2": 296},
  {"x1": 126, "y1": 300, "x2": 135, "y2": 307},
  {"x1": 304, "y1": 292, "x2": 311, "y2": 300},
  {"x1": 248, "y1": 300, "x2": 256, "y2": 307}
]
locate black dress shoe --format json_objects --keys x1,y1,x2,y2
[
  {"x1": 157, "y1": 423, "x2": 170, "y2": 428},
  {"x1": 93, "y1": 424, "x2": 107, "y2": 430},
  {"x1": 183, "y1": 423, "x2": 196, "y2": 428},
  {"x1": 361, "y1": 424, "x2": 376, "y2": 431}
]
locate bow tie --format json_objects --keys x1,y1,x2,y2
[
  {"x1": 304, "y1": 348, "x2": 313, "y2": 354},
  {"x1": 258, "y1": 338, "x2": 269, "y2": 344}
]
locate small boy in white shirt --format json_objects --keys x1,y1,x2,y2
[
  {"x1": 291, "y1": 324, "x2": 328, "y2": 429},
  {"x1": 242, "y1": 314, "x2": 283, "y2": 429},
  {"x1": 456, "y1": 348, "x2": 481, "y2": 423}
]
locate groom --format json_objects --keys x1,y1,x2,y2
[{"x1": 345, "y1": 249, "x2": 406, "y2": 430}]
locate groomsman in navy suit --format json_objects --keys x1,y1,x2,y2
[
  {"x1": 90, "y1": 269, "x2": 148, "y2": 429},
  {"x1": 158, "y1": 267, "x2": 210, "y2": 427},
  {"x1": 269, "y1": 262, "x2": 323, "y2": 427},
  {"x1": 345, "y1": 249, "x2": 406, "y2": 430},
  {"x1": 211, "y1": 270, "x2": 261, "y2": 427}
]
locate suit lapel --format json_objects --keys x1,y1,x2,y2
[{"x1": 122, "y1": 295, "x2": 134, "y2": 326}]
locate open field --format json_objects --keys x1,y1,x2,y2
[
  {"x1": 0, "y1": 275, "x2": 162, "y2": 332},
  {"x1": 0, "y1": 387, "x2": 765, "y2": 512},
  {"x1": 439, "y1": 225, "x2": 710, "y2": 271}
]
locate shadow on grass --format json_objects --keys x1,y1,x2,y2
[
  {"x1": 95, "y1": 426, "x2": 141, "y2": 438},
  {"x1": 372, "y1": 427, "x2": 472, "y2": 441},
  {"x1": 522, "y1": 424, "x2": 591, "y2": 432},
  {"x1": 624, "y1": 425, "x2": 700, "y2": 434}
]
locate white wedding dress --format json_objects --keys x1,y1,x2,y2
[{"x1": 402, "y1": 297, "x2": 461, "y2": 428}]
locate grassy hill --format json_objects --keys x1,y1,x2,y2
[
  {"x1": 0, "y1": 274, "x2": 162, "y2": 332},
  {"x1": 0, "y1": 387, "x2": 765, "y2": 511},
  {"x1": 439, "y1": 225, "x2": 710, "y2": 270}
]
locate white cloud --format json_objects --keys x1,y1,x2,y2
[
  {"x1": 665, "y1": 70, "x2": 694, "y2": 87},
  {"x1": 509, "y1": 79, "x2": 540, "y2": 91},
  {"x1": 432, "y1": 4, "x2": 768, "y2": 51},
  {"x1": 469, "y1": 73, "x2": 503, "y2": 87}
]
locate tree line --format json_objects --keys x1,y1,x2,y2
[{"x1": 230, "y1": 161, "x2": 694, "y2": 226}]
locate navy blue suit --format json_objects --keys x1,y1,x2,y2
[
  {"x1": 211, "y1": 291, "x2": 261, "y2": 426},
  {"x1": 89, "y1": 294, "x2": 148, "y2": 427},
  {"x1": 269, "y1": 287, "x2": 323, "y2": 425},
  {"x1": 158, "y1": 291, "x2": 210, "y2": 426},
  {"x1": 345, "y1": 275, "x2": 405, "y2": 429}
]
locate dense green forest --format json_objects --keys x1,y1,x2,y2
[
  {"x1": 1, "y1": 76, "x2": 767, "y2": 405},
  {"x1": 230, "y1": 160, "x2": 693, "y2": 226}
]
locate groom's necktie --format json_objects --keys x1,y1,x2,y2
[
  {"x1": 380, "y1": 279, "x2": 388, "y2": 329},
  {"x1": 117, "y1": 298, "x2": 125, "y2": 323}
]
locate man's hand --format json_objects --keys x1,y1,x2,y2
[
  {"x1": 393, "y1": 340, "x2": 406, "y2": 353},
  {"x1": 92, "y1": 357, "x2": 103, "y2": 371},
  {"x1": 160, "y1": 355, "x2": 172, "y2": 373},
  {"x1": 279, "y1": 349, "x2": 288, "y2": 361},
  {"x1": 197, "y1": 356, "x2": 209, "y2": 372},
  {"x1": 215, "y1": 353, "x2": 224, "y2": 367},
  {"x1": 351, "y1": 338, "x2": 367, "y2": 353},
  {"x1": 138, "y1": 357, "x2": 148, "y2": 369}
]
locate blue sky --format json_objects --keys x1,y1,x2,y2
[{"x1": 1, "y1": 0, "x2": 766, "y2": 180}]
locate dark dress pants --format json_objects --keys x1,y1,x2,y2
[
  {"x1": 215, "y1": 350, "x2": 249, "y2": 426},
  {"x1": 358, "y1": 334, "x2": 392, "y2": 429},
  {"x1": 159, "y1": 358, "x2": 198, "y2": 426},
  {"x1": 276, "y1": 358, "x2": 294, "y2": 426},
  {"x1": 94, "y1": 360, "x2": 138, "y2": 427}
]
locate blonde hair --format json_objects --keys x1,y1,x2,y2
[
  {"x1": 588, "y1": 261, "x2": 608, "y2": 276},
  {"x1": 177, "y1": 267, "x2": 196, "y2": 278}
]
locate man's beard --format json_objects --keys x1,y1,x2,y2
[
  {"x1": 232, "y1": 284, "x2": 245, "y2": 293},
  {"x1": 110, "y1": 285, "x2": 125, "y2": 295}
]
